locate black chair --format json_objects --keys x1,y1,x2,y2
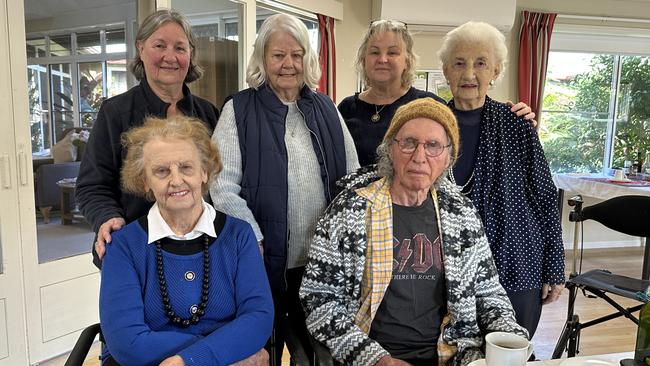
[
  {"x1": 66, "y1": 323, "x2": 314, "y2": 366},
  {"x1": 552, "y1": 195, "x2": 650, "y2": 359},
  {"x1": 271, "y1": 322, "x2": 336, "y2": 366},
  {"x1": 65, "y1": 323, "x2": 101, "y2": 366}
]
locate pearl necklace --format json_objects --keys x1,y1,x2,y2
[
  {"x1": 155, "y1": 234, "x2": 210, "y2": 327},
  {"x1": 448, "y1": 168, "x2": 475, "y2": 195}
]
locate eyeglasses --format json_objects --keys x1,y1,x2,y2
[
  {"x1": 393, "y1": 138, "x2": 451, "y2": 157},
  {"x1": 369, "y1": 19, "x2": 408, "y2": 30}
]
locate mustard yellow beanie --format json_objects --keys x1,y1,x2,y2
[{"x1": 383, "y1": 97, "x2": 459, "y2": 162}]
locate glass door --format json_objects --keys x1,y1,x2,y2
[
  {"x1": 21, "y1": 0, "x2": 134, "y2": 362},
  {"x1": 0, "y1": 1, "x2": 29, "y2": 364}
]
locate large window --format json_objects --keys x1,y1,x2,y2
[
  {"x1": 27, "y1": 27, "x2": 128, "y2": 157},
  {"x1": 540, "y1": 52, "x2": 650, "y2": 173}
]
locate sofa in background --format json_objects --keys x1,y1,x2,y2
[{"x1": 34, "y1": 161, "x2": 80, "y2": 223}]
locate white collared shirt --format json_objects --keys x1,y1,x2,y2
[{"x1": 147, "y1": 200, "x2": 217, "y2": 244}]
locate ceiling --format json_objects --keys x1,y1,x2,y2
[{"x1": 24, "y1": 0, "x2": 135, "y2": 21}]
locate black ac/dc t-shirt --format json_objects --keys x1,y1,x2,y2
[{"x1": 369, "y1": 194, "x2": 446, "y2": 364}]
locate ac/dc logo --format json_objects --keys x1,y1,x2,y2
[{"x1": 393, "y1": 234, "x2": 442, "y2": 274}]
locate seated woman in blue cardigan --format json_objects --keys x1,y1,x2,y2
[{"x1": 99, "y1": 115, "x2": 273, "y2": 366}]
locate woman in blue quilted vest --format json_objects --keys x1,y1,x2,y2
[{"x1": 209, "y1": 13, "x2": 359, "y2": 366}]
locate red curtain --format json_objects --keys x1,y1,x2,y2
[
  {"x1": 317, "y1": 14, "x2": 336, "y2": 101},
  {"x1": 518, "y1": 11, "x2": 557, "y2": 121}
]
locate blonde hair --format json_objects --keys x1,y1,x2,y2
[
  {"x1": 121, "y1": 115, "x2": 221, "y2": 201},
  {"x1": 355, "y1": 20, "x2": 418, "y2": 88},
  {"x1": 246, "y1": 13, "x2": 321, "y2": 89}
]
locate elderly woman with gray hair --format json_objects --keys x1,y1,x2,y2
[
  {"x1": 439, "y1": 21, "x2": 564, "y2": 340},
  {"x1": 209, "y1": 13, "x2": 359, "y2": 365},
  {"x1": 99, "y1": 115, "x2": 272, "y2": 366},
  {"x1": 76, "y1": 9, "x2": 219, "y2": 267},
  {"x1": 300, "y1": 98, "x2": 526, "y2": 366}
]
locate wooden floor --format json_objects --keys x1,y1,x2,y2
[
  {"x1": 532, "y1": 246, "x2": 643, "y2": 360},
  {"x1": 42, "y1": 247, "x2": 644, "y2": 366}
]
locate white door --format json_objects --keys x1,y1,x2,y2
[
  {"x1": 0, "y1": 1, "x2": 29, "y2": 364},
  {"x1": 6, "y1": 0, "x2": 100, "y2": 363}
]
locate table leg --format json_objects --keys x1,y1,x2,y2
[
  {"x1": 643, "y1": 237, "x2": 649, "y2": 280},
  {"x1": 60, "y1": 187, "x2": 72, "y2": 225}
]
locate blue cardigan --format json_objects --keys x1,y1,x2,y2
[
  {"x1": 99, "y1": 215, "x2": 273, "y2": 366},
  {"x1": 450, "y1": 96, "x2": 565, "y2": 291}
]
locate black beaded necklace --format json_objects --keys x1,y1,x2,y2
[{"x1": 155, "y1": 234, "x2": 210, "y2": 327}]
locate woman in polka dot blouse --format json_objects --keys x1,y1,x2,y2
[{"x1": 438, "y1": 21, "x2": 565, "y2": 339}]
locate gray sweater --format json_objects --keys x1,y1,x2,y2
[{"x1": 210, "y1": 99, "x2": 359, "y2": 268}]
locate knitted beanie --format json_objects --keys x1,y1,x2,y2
[{"x1": 383, "y1": 97, "x2": 460, "y2": 162}]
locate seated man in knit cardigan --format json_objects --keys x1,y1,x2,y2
[{"x1": 300, "y1": 98, "x2": 527, "y2": 366}]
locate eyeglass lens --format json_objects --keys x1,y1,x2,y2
[{"x1": 396, "y1": 138, "x2": 446, "y2": 157}]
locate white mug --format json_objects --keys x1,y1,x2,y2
[
  {"x1": 614, "y1": 169, "x2": 626, "y2": 180},
  {"x1": 485, "y1": 331, "x2": 534, "y2": 366}
]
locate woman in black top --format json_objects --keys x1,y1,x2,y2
[{"x1": 76, "y1": 9, "x2": 219, "y2": 266}]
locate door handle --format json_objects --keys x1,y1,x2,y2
[{"x1": 18, "y1": 146, "x2": 28, "y2": 186}]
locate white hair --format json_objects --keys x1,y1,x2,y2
[
  {"x1": 246, "y1": 13, "x2": 321, "y2": 89},
  {"x1": 437, "y1": 21, "x2": 508, "y2": 82}
]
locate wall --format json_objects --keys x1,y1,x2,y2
[{"x1": 333, "y1": 0, "x2": 371, "y2": 103}]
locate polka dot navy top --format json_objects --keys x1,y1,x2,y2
[{"x1": 449, "y1": 96, "x2": 565, "y2": 291}]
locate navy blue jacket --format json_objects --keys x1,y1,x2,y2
[
  {"x1": 450, "y1": 96, "x2": 565, "y2": 291},
  {"x1": 230, "y1": 84, "x2": 347, "y2": 291}
]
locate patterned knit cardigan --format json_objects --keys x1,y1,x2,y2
[{"x1": 300, "y1": 166, "x2": 527, "y2": 366}]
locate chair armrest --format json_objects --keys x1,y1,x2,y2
[{"x1": 64, "y1": 323, "x2": 101, "y2": 366}]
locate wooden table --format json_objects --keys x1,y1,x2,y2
[{"x1": 57, "y1": 180, "x2": 84, "y2": 225}]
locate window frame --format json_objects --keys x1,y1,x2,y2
[
  {"x1": 26, "y1": 24, "x2": 130, "y2": 157},
  {"x1": 542, "y1": 23, "x2": 650, "y2": 173}
]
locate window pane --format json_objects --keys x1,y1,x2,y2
[
  {"x1": 541, "y1": 52, "x2": 614, "y2": 173},
  {"x1": 50, "y1": 63, "x2": 74, "y2": 142},
  {"x1": 612, "y1": 55, "x2": 650, "y2": 173},
  {"x1": 225, "y1": 22, "x2": 238, "y2": 41},
  {"x1": 28, "y1": 64, "x2": 51, "y2": 156},
  {"x1": 26, "y1": 37, "x2": 46, "y2": 58},
  {"x1": 76, "y1": 31, "x2": 101, "y2": 55},
  {"x1": 106, "y1": 28, "x2": 126, "y2": 53},
  {"x1": 50, "y1": 35, "x2": 72, "y2": 57},
  {"x1": 172, "y1": 0, "x2": 242, "y2": 107},
  {"x1": 78, "y1": 62, "x2": 103, "y2": 127},
  {"x1": 107, "y1": 59, "x2": 128, "y2": 98}
]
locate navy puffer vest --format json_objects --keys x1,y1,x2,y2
[{"x1": 230, "y1": 84, "x2": 347, "y2": 291}]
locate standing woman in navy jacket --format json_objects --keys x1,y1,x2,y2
[
  {"x1": 209, "y1": 13, "x2": 359, "y2": 365},
  {"x1": 76, "y1": 9, "x2": 219, "y2": 267},
  {"x1": 438, "y1": 21, "x2": 565, "y2": 339}
]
